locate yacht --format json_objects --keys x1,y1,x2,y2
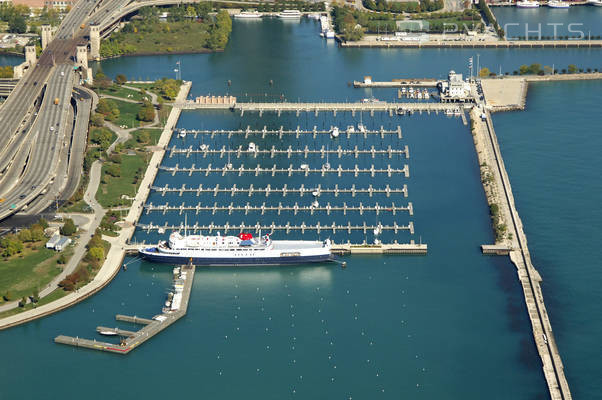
[
  {"x1": 234, "y1": 11, "x2": 262, "y2": 19},
  {"x1": 516, "y1": 0, "x2": 540, "y2": 7},
  {"x1": 587, "y1": 0, "x2": 602, "y2": 5},
  {"x1": 547, "y1": 0, "x2": 570, "y2": 7},
  {"x1": 278, "y1": 9, "x2": 302, "y2": 19},
  {"x1": 330, "y1": 126, "x2": 340, "y2": 138}
]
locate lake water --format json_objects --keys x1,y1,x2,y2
[{"x1": 0, "y1": 18, "x2": 600, "y2": 400}]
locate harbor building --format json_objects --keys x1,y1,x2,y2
[{"x1": 439, "y1": 70, "x2": 474, "y2": 103}]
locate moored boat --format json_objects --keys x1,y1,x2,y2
[
  {"x1": 516, "y1": 0, "x2": 540, "y2": 7},
  {"x1": 547, "y1": 0, "x2": 570, "y2": 7},
  {"x1": 234, "y1": 11, "x2": 262, "y2": 19},
  {"x1": 278, "y1": 9, "x2": 302, "y2": 19},
  {"x1": 586, "y1": 0, "x2": 602, "y2": 5},
  {"x1": 139, "y1": 232, "x2": 333, "y2": 266}
]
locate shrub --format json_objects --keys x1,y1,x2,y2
[{"x1": 61, "y1": 218, "x2": 77, "y2": 236}]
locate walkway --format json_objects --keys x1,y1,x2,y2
[{"x1": 0, "y1": 81, "x2": 192, "y2": 330}]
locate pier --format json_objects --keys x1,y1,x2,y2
[
  {"x1": 151, "y1": 184, "x2": 408, "y2": 198},
  {"x1": 137, "y1": 221, "x2": 415, "y2": 235},
  {"x1": 176, "y1": 126, "x2": 404, "y2": 138},
  {"x1": 159, "y1": 163, "x2": 410, "y2": 178},
  {"x1": 55, "y1": 265, "x2": 195, "y2": 355},
  {"x1": 176, "y1": 101, "x2": 472, "y2": 115},
  {"x1": 143, "y1": 201, "x2": 413, "y2": 216},
  {"x1": 340, "y1": 39, "x2": 602, "y2": 49},
  {"x1": 169, "y1": 144, "x2": 409, "y2": 159}
]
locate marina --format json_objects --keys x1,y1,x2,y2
[{"x1": 2, "y1": 15, "x2": 601, "y2": 400}]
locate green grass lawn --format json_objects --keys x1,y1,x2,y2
[
  {"x1": 111, "y1": 99, "x2": 142, "y2": 129},
  {"x1": 61, "y1": 199, "x2": 93, "y2": 214},
  {"x1": 0, "y1": 244, "x2": 72, "y2": 300},
  {"x1": 0, "y1": 288, "x2": 68, "y2": 319},
  {"x1": 96, "y1": 152, "x2": 148, "y2": 208},
  {"x1": 99, "y1": 85, "x2": 145, "y2": 102},
  {"x1": 127, "y1": 82, "x2": 154, "y2": 91},
  {"x1": 132, "y1": 128, "x2": 163, "y2": 146}
]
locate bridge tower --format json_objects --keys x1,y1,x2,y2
[
  {"x1": 76, "y1": 45, "x2": 93, "y2": 84},
  {"x1": 41, "y1": 25, "x2": 52, "y2": 50},
  {"x1": 90, "y1": 24, "x2": 100, "y2": 60},
  {"x1": 25, "y1": 45, "x2": 36, "y2": 67}
]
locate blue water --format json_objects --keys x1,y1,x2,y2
[
  {"x1": 0, "y1": 18, "x2": 600, "y2": 399},
  {"x1": 0, "y1": 54, "x2": 22, "y2": 66},
  {"x1": 493, "y1": 6, "x2": 602, "y2": 39}
]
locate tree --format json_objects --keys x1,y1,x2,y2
[
  {"x1": 137, "y1": 130, "x2": 151, "y2": 143},
  {"x1": 115, "y1": 74, "x2": 127, "y2": 85},
  {"x1": 106, "y1": 164, "x2": 121, "y2": 177},
  {"x1": 519, "y1": 65, "x2": 529, "y2": 75},
  {"x1": 478, "y1": 67, "x2": 490, "y2": 78},
  {"x1": 61, "y1": 218, "x2": 77, "y2": 236},
  {"x1": 57, "y1": 254, "x2": 67, "y2": 264},
  {"x1": 1, "y1": 235, "x2": 23, "y2": 257},
  {"x1": 18, "y1": 229, "x2": 32, "y2": 243},
  {"x1": 567, "y1": 64, "x2": 578, "y2": 74},
  {"x1": 137, "y1": 101, "x2": 155, "y2": 122},
  {"x1": 8, "y1": 15, "x2": 27, "y2": 34},
  {"x1": 90, "y1": 113, "x2": 104, "y2": 127},
  {"x1": 38, "y1": 218, "x2": 49, "y2": 229},
  {"x1": 19, "y1": 296, "x2": 27, "y2": 307},
  {"x1": 88, "y1": 246, "x2": 105, "y2": 263}
]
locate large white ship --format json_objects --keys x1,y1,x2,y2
[
  {"x1": 586, "y1": 0, "x2": 602, "y2": 6},
  {"x1": 278, "y1": 9, "x2": 302, "y2": 19},
  {"x1": 516, "y1": 0, "x2": 540, "y2": 7},
  {"x1": 233, "y1": 11, "x2": 262, "y2": 19},
  {"x1": 139, "y1": 232, "x2": 333, "y2": 266}
]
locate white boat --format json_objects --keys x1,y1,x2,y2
[
  {"x1": 248, "y1": 142, "x2": 257, "y2": 152},
  {"x1": 179, "y1": 129, "x2": 186, "y2": 138},
  {"x1": 346, "y1": 125, "x2": 355, "y2": 134},
  {"x1": 234, "y1": 11, "x2": 262, "y2": 19},
  {"x1": 99, "y1": 330, "x2": 118, "y2": 336},
  {"x1": 547, "y1": 0, "x2": 570, "y2": 7},
  {"x1": 416, "y1": 92, "x2": 423, "y2": 99},
  {"x1": 158, "y1": 227, "x2": 165, "y2": 234},
  {"x1": 516, "y1": 1, "x2": 540, "y2": 7},
  {"x1": 300, "y1": 164, "x2": 309, "y2": 170},
  {"x1": 140, "y1": 232, "x2": 333, "y2": 266},
  {"x1": 357, "y1": 123, "x2": 366, "y2": 133},
  {"x1": 330, "y1": 126, "x2": 339, "y2": 138},
  {"x1": 586, "y1": 0, "x2": 602, "y2": 5},
  {"x1": 278, "y1": 9, "x2": 302, "y2": 19},
  {"x1": 312, "y1": 189, "x2": 320, "y2": 197},
  {"x1": 325, "y1": 30, "x2": 335, "y2": 39},
  {"x1": 311, "y1": 200, "x2": 320, "y2": 208},
  {"x1": 308, "y1": 13, "x2": 321, "y2": 20},
  {"x1": 199, "y1": 144, "x2": 208, "y2": 151}
]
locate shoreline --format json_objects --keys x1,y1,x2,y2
[
  {"x1": 98, "y1": 48, "x2": 224, "y2": 61},
  {"x1": 0, "y1": 81, "x2": 192, "y2": 331}
]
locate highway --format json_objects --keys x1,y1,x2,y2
[
  {"x1": 0, "y1": 0, "x2": 105, "y2": 221},
  {"x1": 0, "y1": 65, "x2": 75, "y2": 219}
]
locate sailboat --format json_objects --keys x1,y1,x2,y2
[
  {"x1": 358, "y1": 112, "x2": 366, "y2": 133},
  {"x1": 323, "y1": 145, "x2": 331, "y2": 170}
]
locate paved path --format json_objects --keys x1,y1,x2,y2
[
  {"x1": 0, "y1": 161, "x2": 106, "y2": 314},
  {"x1": 0, "y1": 81, "x2": 192, "y2": 330}
]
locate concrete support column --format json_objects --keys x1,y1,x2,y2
[
  {"x1": 76, "y1": 45, "x2": 93, "y2": 84},
  {"x1": 90, "y1": 24, "x2": 100, "y2": 60},
  {"x1": 25, "y1": 45, "x2": 36, "y2": 67},
  {"x1": 41, "y1": 25, "x2": 52, "y2": 50}
]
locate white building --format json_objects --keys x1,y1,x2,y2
[
  {"x1": 55, "y1": 236, "x2": 72, "y2": 251},
  {"x1": 46, "y1": 234, "x2": 60, "y2": 249},
  {"x1": 439, "y1": 70, "x2": 472, "y2": 101}
]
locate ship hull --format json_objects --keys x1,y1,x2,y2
[{"x1": 139, "y1": 248, "x2": 333, "y2": 266}]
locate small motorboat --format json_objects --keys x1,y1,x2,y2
[
  {"x1": 248, "y1": 142, "x2": 257, "y2": 152},
  {"x1": 346, "y1": 125, "x2": 355, "y2": 134},
  {"x1": 99, "y1": 330, "x2": 118, "y2": 336},
  {"x1": 312, "y1": 189, "x2": 320, "y2": 197},
  {"x1": 330, "y1": 126, "x2": 340, "y2": 138},
  {"x1": 357, "y1": 123, "x2": 366, "y2": 133},
  {"x1": 311, "y1": 200, "x2": 319, "y2": 208},
  {"x1": 300, "y1": 164, "x2": 309, "y2": 170},
  {"x1": 199, "y1": 144, "x2": 208, "y2": 151}
]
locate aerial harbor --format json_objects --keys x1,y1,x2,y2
[{"x1": 0, "y1": 0, "x2": 600, "y2": 399}]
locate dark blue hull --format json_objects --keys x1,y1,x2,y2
[{"x1": 139, "y1": 249, "x2": 333, "y2": 266}]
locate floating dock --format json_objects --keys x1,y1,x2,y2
[
  {"x1": 159, "y1": 163, "x2": 410, "y2": 178},
  {"x1": 176, "y1": 126, "x2": 403, "y2": 138},
  {"x1": 137, "y1": 221, "x2": 415, "y2": 235},
  {"x1": 150, "y1": 184, "x2": 408, "y2": 198},
  {"x1": 169, "y1": 144, "x2": 410, "y2": 159},
  {"x1": 55, "y1": 265, "x2": 195, "y2": 355}
]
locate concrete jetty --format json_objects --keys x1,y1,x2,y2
[
  {"x1": 55, "y1": 265, "x2": 195, "y2": 355},
  {"x1": 472, "y1": 108, "x2": 572, "y2": 400},
  {"x1": 340, "y1": 39, "x2": 602, "y2": 49}
]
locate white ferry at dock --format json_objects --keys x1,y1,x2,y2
[
  {"x1": 233, "y1": 11, "x2": 262, "y2": 19},
  {"x1": 516, "y1": 0, "x2": 540, "y2": 7},
  {"x1": 139, "y1": 232, "x2": 333, "y2": 266},
  {"x1": 278, "y1": 9, "x2": 302, "y2": 19}
]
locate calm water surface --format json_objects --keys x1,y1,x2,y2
[{"x1": 0, "y1": 19, "x2": 600, "y2": 399}]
